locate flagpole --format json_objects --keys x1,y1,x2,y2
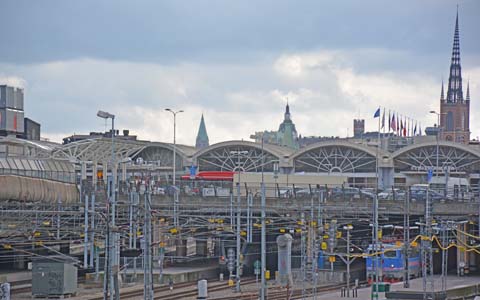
[{"x1": 374, "y1": 110, "x2": 380, "y2": 300}]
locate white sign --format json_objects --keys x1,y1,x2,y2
[
  {"x1": 202, "y1": 188, "x2": 215, "y2": 197},
  {"x1": 216, "y1": 188, "x2": 230, "y2": 197}
]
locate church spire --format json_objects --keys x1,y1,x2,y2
[
  {"x1": 284, "y1": 101, "x2": 291, "y2": 121},
  {"x1": 195, "y1": 114, "x2": 209, "y2": 149},
  {"x1": 446, "y1": 7, "x2": 463, "y2": 102},
  {"x1": 466, "y1": 80, "x2": 470, "y2": 102},
  {"x1": 440, "y1": 79, "x2": 445, "y2": 101}
]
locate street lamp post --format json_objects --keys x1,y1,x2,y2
[
  {"x1": 165, "y1": 109, "x2": 184, "y2": 186},
  {"x1": 96, "y1": 110, "x2": 118, "y2": 300}
]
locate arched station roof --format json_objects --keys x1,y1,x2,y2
[
  {"x1": 133, "y1": 142, "x2": 194, "y2": 170},
  {"x1": 192, "y1": 140, "x2": 285, "y2": 172},
  {"x1": 291, "y1": 140, "x2": 384, "y2": 173},
  {"x1": 392, "y1": 141, "x2": 480, "y2": 173}
]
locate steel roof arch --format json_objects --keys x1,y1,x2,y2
[
  {"x1": 392, "y1": 141, "x2": 480, "y2": 160},
  {"x1": 291, "y1": 140, "x2": 387, "y2": 161},
  {"x1": 192, "y1": 140, "x2": 285, "y2": 161}
]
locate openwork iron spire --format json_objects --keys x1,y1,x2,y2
[
  {"x1": 440, "y1": 79, "x2": 445, "y2": 101},
  {"x1": 446, "y1": 8, "x2": 463, "y2": 102}
]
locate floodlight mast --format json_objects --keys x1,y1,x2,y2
[
  {"x1": 97, "y1": 110, "x2": 115, "y2": 120},
  {"x1": 96, "y1": 110, "x2": 118, "y2": 300}
]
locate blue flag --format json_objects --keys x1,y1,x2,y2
[{"x1": 373, "y1": 107, "x2": 381, "y2": 118}]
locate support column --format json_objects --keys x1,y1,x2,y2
[
  {"x1": 103, "y1": 161, "x2": 108, "y2": 185},
  {"x1": 175, "y1": 239, "x2": 187, "y2": 257},
  {"x1": 196, "y1": 238, "x2": 208, "y2": 256},
  {"x1": 92, "y1": 162, "x2": 98, "y2": 188},
  {"x1": 121, "y1": 163, "x2": 127, "y2": 182}
]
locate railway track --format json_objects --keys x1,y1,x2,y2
[
  {"x1": 154, "y1": 278, "x2": 257, "y2": 300},
  {"x1": 86, "y1": 277, "x2": 257, "y2": 300},
  {"x1": 209, "y1": 281, "x2": 368, "y2": 300}
]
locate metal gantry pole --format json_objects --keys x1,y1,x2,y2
[
  {"x1": 143, "y1": 184, "x2": 154, "y2": 300},
  {"x1": 441, "y1": 221, "x2": 447, "y2": 293},
  {"x1": 301, "y1": 212, "x2": 306, "y2": 300},
  {"x1": 260, "y1": 138, "x2": 267, "y2": 300},
  {"x1": 260, "y1": 181, "x2": 267, "y2": 300},
  {"x1": 84, "y1": 193, "x2": 89, "y2": 269},
  {"x1": 403, "y1": 189, "x2": 410, "y2": 288},
  {"x1": 236, "y1": 181, "x2": 241, "y2": 293},
  {"x1": 90, "y1": 192, "x2": 95, "y2": 268},
  {"x1": 346, "y1": 227, "x2": 351, "y2": 296},
  {"x1": 247, "y1": 193, "x2": 252, "y2": 243}
]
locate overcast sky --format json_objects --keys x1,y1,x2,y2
[{"x1": 1, "y1": 0, "x2": 479, "y2": 144}]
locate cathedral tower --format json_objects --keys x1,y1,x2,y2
[{"x1": 440, "y1": 10, "x2": 470, "y2": 143}]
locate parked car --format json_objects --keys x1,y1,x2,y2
[
  {"x1": 360, "y1": 189, "x2": 375, "y2": 200},
  {"x1": 279, "y1": 187, "x2": 293, "y2": 198},
  {"x1": 153, "y1": 187, "x2": 165, "y2": 195},
  {"x1": 378, "y1": 189, "x2": 406, "y2": 201},
  {"x1": 409, "y1": 189, "x2": 445, "y2": 202},
  {"x1": 331, "y1": 187, "x2": 360, "y2": 200}
]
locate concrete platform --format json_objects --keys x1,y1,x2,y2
[
  {"x1": 313, "y1": 275, "x2": 480, "y2": 300},
  {"x1": 120, "y1": 264, "x2": 219, "y2": 284},
  {"x1": 0, "y1": 271, "x2": 31, "y2": 283}
]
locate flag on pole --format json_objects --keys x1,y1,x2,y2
[
  {"x1": 414, "y1": 122, "x2": 417, "y2": 135},
  {"x1": 388, "y1": 110, "x2": 391, "y2": 131},
  {"x1": 391, "y1": 113, "x2": 396, "y2": 131},
  {"x1": 381, "y1": 108, "x2": 385, "y2": 129},
  {"x1": 374, "y1": 107, "x2": 381, "y2": 118},
  {"x1": 397, "y1": 116, "x2": 400, "y2": 135},
  {"x1": 407, "y1": 118, "x2": 410, "y2": 136},
  {"x1": 403, "y1": 118, "x2": 407, "y2": 137}
]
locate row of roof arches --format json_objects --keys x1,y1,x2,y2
[{"x1": 130, "y1": 139, "x2": 480, "y2": 174}]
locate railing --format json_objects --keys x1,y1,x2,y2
[{"x1": 144, "y1": 179, "x2": 480, "y2": 203}]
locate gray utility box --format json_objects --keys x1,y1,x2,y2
[{"x1": 32, "y1": 256, "x2": 77, "y2": 297}]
